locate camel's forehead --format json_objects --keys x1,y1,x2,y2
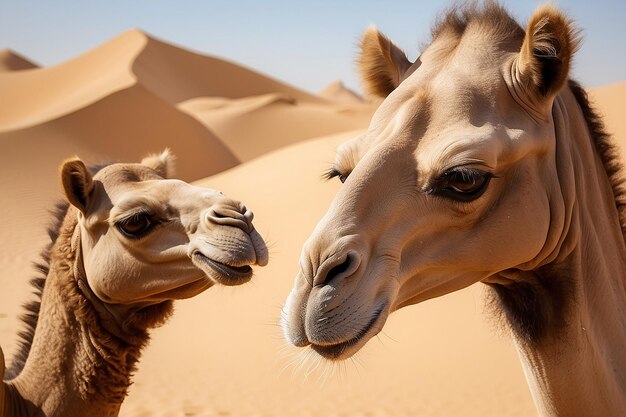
[
  {"x1": 347, "y1": 41, "x2": 526, "y2": 182},
  {"x1": 94, "y1": 163, "x2": 162, "y2": 186},
  {"x1": 366, "y1": 67, "x2": 503, "y2": 155},
  {"x1": 374, "y1": 35, "x2": 517, "y2": 146},
  {"x1": 91, "y1": 163, "x2": 187, "y2": 208},
  {"x1": 413, "y1": 56, "x2": 501, "y2": 116},
  {"x1": 92, "y1": 163, "x2": 218, "y2": 207}
]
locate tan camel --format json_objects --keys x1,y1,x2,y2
[
  {"x1": 1, "y1": 150, "x2": 268, "y2": 417},
  {"x1": 282, "y1": 3, "x2": 626, "y2": 416}
]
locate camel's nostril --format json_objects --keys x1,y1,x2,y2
[
  {"x1": 206, "y1": 206, "x2": 253, "y2": 233},
  {"x1": 320, "y1": 254, "x2": 354, "y2": 286},
  {"x1": 211, "y1": 210, "x2": 228, "y2": 219}
]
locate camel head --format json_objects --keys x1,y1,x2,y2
[
  {"x1": 61, "y1": 150, "x2": 268, "y2": 330},
  {"x1": 282, "y1": 4, "x2": 578, "y2": 359}
]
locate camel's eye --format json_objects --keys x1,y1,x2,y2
[
  {"x1": 324, "y1": 168, "x2": 350, "y2": 184},
  {"x1": 431, "y1": 168, "x2": 493, "y2": 202},
  {"x1": 117, "y1": 212, "x2": 155, "y2": 238}
]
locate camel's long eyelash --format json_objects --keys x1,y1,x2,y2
[
  {"x1": 322, "y1": 168, "x2": 350, "y2": 183},
  {"x1": 322, "y1": 168, "x2": 342, "y2": 181},
  {"x1": 118, "y1": 211, "x2": 149, "y2": 225},
  {"x1": 113, "y1": 208, "x2": 151, "y2": 225}
]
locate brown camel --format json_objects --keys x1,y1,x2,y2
[
  {"x1": 282, "y1": 3, "x2": 626, "y2": 416},
  {"x1": 1, "y1": 150, "x2": 268, "y2": 417}
]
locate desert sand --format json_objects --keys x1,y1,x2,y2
[{"x1": 0, "y1": 30, "x2": 623, "y2": 417}]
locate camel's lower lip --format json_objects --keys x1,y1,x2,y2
[
  {"x1": 309, "y1": 305, "x2": 385, "y2": 360},
  {"x1": 192, "y1": 252, "x2": 253, "y2": 286}
]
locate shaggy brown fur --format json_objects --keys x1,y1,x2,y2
[
  {"x1": 4, "y1": 204, "x2": 155, "y2": 401},
  {"x1": 5, "y1": 164, "x2": 109, "y2": 381},
  {"x1": 569, "y1": 79, "x2": 626, "y2": 241},
  {"x1": 55, "y1": 212, "x2": 153, "y2": 401},
  {"x1": 487, "y1": 263, "x2": 576, "y2": 345},
  {"x1": 358, "y1": 2, "x2": 526, "y2": 99},
  {"x1": 4, "y1": 202, "x2": 68, "y2": 381},
  {"x1": 429, "y1": 1, "x2": 524, "y2": 49}
]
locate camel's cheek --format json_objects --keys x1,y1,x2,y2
[
  {"x1": 475, "y1": 179, "x2": 551, "y2": 271},
  {"x1": 440, "y1": 162, "x2": 552, "y2": 274},
  {"x1": 83, "y1": 242, "x2": 144, "y2": 303}
]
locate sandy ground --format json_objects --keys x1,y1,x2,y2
[{"x1": 0, "y1": 31, "x2": 623, "y2": 417}]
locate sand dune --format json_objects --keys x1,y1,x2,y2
[
  {"x1": 132, "y1": 30, "x2": 323, "y2": 105},
  {"x1": 0, "y1": 84, "x2": 238, "y2": 182},
  {"x1": 319, "y1": 80, "x2": 364, "y2": 104},
  {"x1": 179, "y1": 93, "x2": 375, "y2": 161},
  {"x1": 0, "y1": 30, "x2": 373, "y2": 171},
  {"x1": 0, "y1": 29, "x2": 322, "y2": 132},
  {"x1": 0, "y1": 31, "x2": 142, "y2": 131},
  {"x1": 0, "y1": 49, "x2": 38, "y2": 72}
]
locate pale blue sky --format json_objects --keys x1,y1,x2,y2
[{"x1": 1, "y1": 1, "x2": 624, "y2": 94}]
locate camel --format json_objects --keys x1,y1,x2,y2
[
  {"x1": 0, "y1": 150, "x2": 268, "y2": 417},
  {"x1": 281, "y1": 3, "x2": 626, "y2": 416}
]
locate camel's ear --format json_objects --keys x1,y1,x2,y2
[
  {"x1": 517, "y1": 5, "x2": 579, "y2": 102},
  {"x1": 141, "y1": 149, "x2": 175, "y2": 178},
  {"x1": 61, "y1": 158, "x2": 94, "y2": 214},
  {"x1": 358, "y1": 26, "x2": 413, "y2": 98}
]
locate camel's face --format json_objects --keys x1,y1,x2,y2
[
  {"x1": 283, "y1": 8, "x2": 575, "y2": 360},
  {"x1": 62, "y1": 151, "x2": 268, "y2": 307}
]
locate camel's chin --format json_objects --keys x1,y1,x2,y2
[
  {"x1": 192, "y1": 252, "x2": 254, "y2": 286},
  {"x1": 297, "y1": 304, "x2": 387, "y2": 361},
  {"x1": 310, "y1": 339, "x2": 369, "y2": 361},
  {"x1": 157, "y1": 276, "x2": 214, "y2": 300}
]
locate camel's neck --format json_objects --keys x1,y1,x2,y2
[
  {"x1": 5, "y1": 213, "x2": 148, "y2": 417},
  {"x1": 512, "y1": 88, "x2": 626, "y2": 417}
]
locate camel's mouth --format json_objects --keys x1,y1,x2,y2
[
  {"x1": 192, "y1": 251, "x2": 254, "y2": 286},
  {"x1": 309, "y1": 305, "x2": 385, "y2": 361}
]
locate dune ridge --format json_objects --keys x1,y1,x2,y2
[
  {"x1": 319, "y1": 80, "x2": 364, "y2": 104},
  {"x1": 131, "y1": 30, "x2": 323, "y2": 105},
  {"x1": 0, "y1": 49, "x2": 38, "y2": 72},
  {"x1": 0, "y1": 29, "x2": 324, "y2": 133},
  {"x1": 0, "y1": 29, "x2": 375, "y2": 170},
  {"x1": 178, "y1": 92, "x2": 375, "y2": 160},
  {"x1": 0, "y1": 31, "x2": 144, "y2": 131}
]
